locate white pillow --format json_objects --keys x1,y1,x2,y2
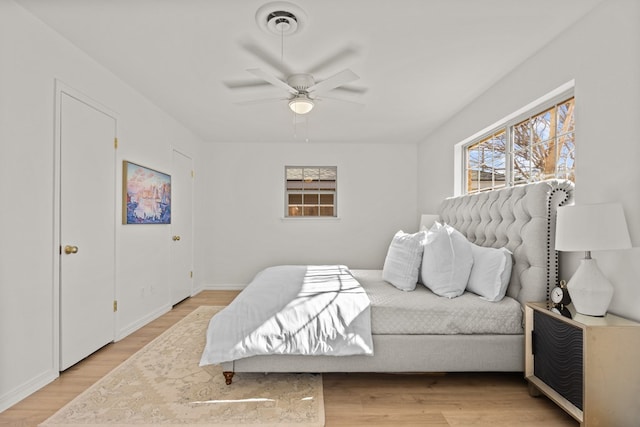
[
  {"x1": 467, "y1": 244, "x2": 513, "y2": 302},
  {"x1": 382, "y1": 230, "x2": 427, "y2": 291},
  {"x1": 420, "y1": 222, "x2": 473, "y2": 298}
]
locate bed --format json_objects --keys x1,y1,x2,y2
[{"x1": 201, "y1": 180, "x2": 574, "y2": 384}]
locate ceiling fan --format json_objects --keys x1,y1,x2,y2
[
  {"x1": 224, "y1": 6, "x2": 366, "y2": 115},
  {"x1": 239, "y1": 67, "x2": 362, "y2": 115}
]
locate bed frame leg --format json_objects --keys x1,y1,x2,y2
[
  {"x1": 223, "y1": 371, "x2": 235, "y2": 385},
  {"x1": 527, "y1": 381, "x2": 541, "y2": 397}
]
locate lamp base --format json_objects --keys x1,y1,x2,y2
[{"x1": 566, "y1": 258, "x2": 613, "y2": 317}]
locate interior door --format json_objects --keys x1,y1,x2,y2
[
  {"x1": 170, "y1": 149, "x2": 193, "y2": 305},
  {"x1": 59, "y1": 92, "x2": 116, "y2": 370}
]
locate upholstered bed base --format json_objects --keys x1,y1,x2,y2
[
  {"x1": 221, "y1": 334, "x2": 523, "y2": 374},
  {"x1": 220, "y1": 180, "x2": 574, "y2": 380}
]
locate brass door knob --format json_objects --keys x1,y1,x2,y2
[
  {"x1": 172, "y1": 235, "x2": 181, "y2": 241},
  {"x1": 64, "y1": 245, "x2": 79, "y2": 254}
]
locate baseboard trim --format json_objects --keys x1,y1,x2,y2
[
  {"x1": 0, "y1": 369, "x2": 58, "y2": 413},
  {"x1": 201, "y1": 283, "x2": 246, "y2": 291},
  {"x1": 116, "y1": 304, "x2": 172, "y2": 341}
]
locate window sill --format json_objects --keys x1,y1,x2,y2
[{"x1": 280, "y1": 217, "x2": 341, "y2": 222}]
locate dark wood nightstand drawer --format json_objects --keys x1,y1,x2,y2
[{"x1": 533, "y1": 310, "x2": 583, "y2": 410}]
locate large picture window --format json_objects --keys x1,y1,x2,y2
[
  {"x1": 464, "y1": 95, "x2": 575, "y2": 194},
  {"x1": 285, "y1": 166, "x2": 337, "y2": 217}
]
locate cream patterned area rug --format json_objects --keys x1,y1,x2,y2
[{"x1": 40, "y1": 306, "x2": 324, "y2": 426}]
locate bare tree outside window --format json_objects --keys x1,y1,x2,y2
[
  {"x1": 467, "y1": 130, "x2": 506, "y2": 193},
  {"x1": 465, "y1": 97, "x2": 574, "y2": 194},
  {"x1": 512, "y1": 98, "x2": 575, "y2": 184}
]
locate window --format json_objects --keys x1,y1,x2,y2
[
  {"x1": 512, "y1": 98, "x2": 575, "y2": 184},
  {"x1": 464, "y1": 96, "x2": 575, "y2": 194},
  {"x1": 466, "y1": 130, "x2": 507, "y2": 193},
  {"x1": 285, "y1": 166, "x2": 337, "y2": 217}
]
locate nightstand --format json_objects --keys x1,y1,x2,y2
[{"x1": 525, "y1": 302, "x2": 640, "y2": 426}]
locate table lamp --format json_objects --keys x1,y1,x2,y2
[
  {"x1": 555, "y1": 203, "x2": 632, "y2": 316},
  {"x1": 420, "y1": 214, "x2": 440, "y2": 231}
]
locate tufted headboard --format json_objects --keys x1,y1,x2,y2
[{"x1": 437, "y1": 180, "x2": 574, "y2": 307}]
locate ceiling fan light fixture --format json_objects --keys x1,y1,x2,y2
[{"x1": 289, "y1": 96, "x2": 314, "y2": 114}]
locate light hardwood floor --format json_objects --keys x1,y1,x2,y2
[{"x1": 0, "y1": 291, "x2": 578, "y2": 427}]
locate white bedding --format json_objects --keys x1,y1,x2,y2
[
  {"x1": 353, "y1": 270, "x2": 524, "y2": 335},
  {"x1": 199, "y1": 265, "x2": 373, "y2": 366}
]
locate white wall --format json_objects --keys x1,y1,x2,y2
[
  {"x1": 0, "y1": 1, "x2": 202, "y2": 411},
  {"x1": 195, "y1": 142, "x2": 418, "y2": 287},
  {"x1": 418, "y1": 0, "x2": 640, "y2": 321}
]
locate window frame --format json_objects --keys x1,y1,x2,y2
[
  {"x1": 465, "y1": 129, "x2": 508, "y2": 193},
  {"x1": 284, "y1": 166, "x2": 338, "y2": 218},
  {"x1": 459, "y1": 87, "x2": 575, "y2": 195}
]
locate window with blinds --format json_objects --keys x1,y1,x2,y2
[{"x1": 285, "y1": 166, "x2": 337, "y2": 217}]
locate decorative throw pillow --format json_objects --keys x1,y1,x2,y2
[
  {"x1": 382, "y1": 230, "x2": 427, "y2": 291},
  {"x1": 420, "y1": 222, "x2": 473, "y2": 298},
  {"x1": 467, "y1": 244, "x2": 513, "y2": 302}
]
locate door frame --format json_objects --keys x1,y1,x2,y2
[
  {"x1": 170, "y1": 148, "x2": 195, "y2": 304},
  {"x1": 53, "y1": 80, "x2": 119, "y2": 371}
]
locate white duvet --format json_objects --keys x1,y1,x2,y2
[{"x1": 199, "y1": 265, "x2": 373, "y2": 366}]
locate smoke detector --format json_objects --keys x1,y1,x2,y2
[{"x1": 255, "y1": 2, "x2": 308, "y2": 36}]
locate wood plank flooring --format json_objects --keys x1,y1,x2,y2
[{"x1": 0, "y1": 291, "x2": 578, "y2": 427}]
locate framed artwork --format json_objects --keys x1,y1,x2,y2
[{"x1": 123, "y1": 161, "x2": 171, "y2": 224}]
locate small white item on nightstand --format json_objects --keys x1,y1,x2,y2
[
  {"x1": 419, "y1": 214, "x2": 440, "y2": 231},
  {"x1": 555, "y1": 203, "x2": 632, "y2": 316}
]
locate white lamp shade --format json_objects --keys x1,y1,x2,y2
[
  {"x1": 420, "y1": 214, "x2": 440, "y2": 231},
  {"x1": 555, "y1": 203, "x2": 631, "y2": 252}
]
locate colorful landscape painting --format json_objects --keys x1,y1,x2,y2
[{"x1": 123, "y1": 161, "x2": 171, "y2": 224}]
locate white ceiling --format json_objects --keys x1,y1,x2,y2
[{"x1": 17, "y1": 0, "x2": 603, "y2": 144}]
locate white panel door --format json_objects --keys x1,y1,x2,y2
[
  {"x1": 59, "y1": 92, "x2": 116, "y2": 370},
  {"x1": 170, "y1": 150, "x2": 193, "y2": 305}
]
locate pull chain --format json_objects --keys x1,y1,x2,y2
[
  {"x1": 280, "y1": 24, "x2": 284, "y2": 67},
  {"x1": 292, "y1": 113, "x2": 309, "y2": 142},
  {"x1": 293, "y1": 111, "x2": 297, "y2": 139}
]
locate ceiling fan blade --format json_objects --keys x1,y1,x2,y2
[
  {"x1": 332, "y1": 85, "x2": 368, "y2": 95},
  {"x1": 240, "y1": 40, "x2": 293, "y2": 76},
  {"x1": 223, "y1": 79, "x2": 273, "y2": 90},
  {"x1": 307, "y1": 45, "x2": 360, "y2": 75},
  {"x1": 235, "y1": 97, "x2": 287, "y2": 106},
  {"x1": 247, "y1": 68, "x2": 299, "y2": 95},
  {"x1": 307, "y1": 69, "x2": 359, "y2": 95}
]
